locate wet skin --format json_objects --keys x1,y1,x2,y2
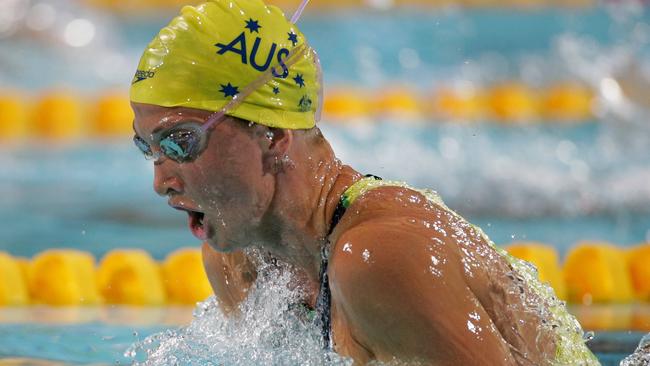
[{"x1": 133, "y1": 102, "x2": 557, "y2": 365}]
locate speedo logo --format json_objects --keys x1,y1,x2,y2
[{"x1": 132, "y1": 70, "x2": 155, "y2": 84}]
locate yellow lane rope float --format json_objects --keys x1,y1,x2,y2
[
  {"x1": 0, "y1": 82, "x2": 595, "y2": 141},
  {"x1": 0, "y1": 243, "x2": 649, "y2": 307},
  {"x1": 1, "y1": 244, "x2": 649, "y2": 331}
]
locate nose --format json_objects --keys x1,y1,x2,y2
[{"x1": 153, "y1": 161, "x2": 184, "y2": 197}]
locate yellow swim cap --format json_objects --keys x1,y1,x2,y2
[{"x1": 130, "y1": 0, "x2": 321, "y2": 129}]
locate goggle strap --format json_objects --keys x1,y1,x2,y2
[
  {"x1": 312, "y1": 48, "x2": 323, "y2": 123},
  {"x1": 291, "y1": 0, "x2": 311, "y2": 24},
  {"x1": 201, "y1": 0, "x2": 315, "y2": 132}
]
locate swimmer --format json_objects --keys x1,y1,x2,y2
[{"x1": 130, "y1": 0, "x2": 598, "y2": 364}]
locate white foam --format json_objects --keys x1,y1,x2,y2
[{"x1": 126, "y1": 252, "x2": 351, "y2": 366}]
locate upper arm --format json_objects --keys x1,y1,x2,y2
[
  {"x1": 329, "y1": 220, "x2": 516, "y2": 365},
  {"x1": 201, "y1": 243, "x2": 256, "y2": 313}
]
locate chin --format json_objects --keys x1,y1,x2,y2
[{"x1": 206, "y1": 237, "x2": 240, "y2": 253}]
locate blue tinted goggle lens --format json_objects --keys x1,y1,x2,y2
[
  {"x1": 133, "y1": 124, "x2": 205, "y2": 163},
  {"x1": 159, "y1": 129, "x2": 202, "y2": 163},
  {"x1": 133, "y1": 135, "x2": 155, "y2": 160}
]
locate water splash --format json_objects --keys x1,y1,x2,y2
[
  {"x1": 620, "y1": 333, "x2": 650, "y2": 366},
  {"x1": 125, "y1": 251, "x2": 351, "y2": 366}
]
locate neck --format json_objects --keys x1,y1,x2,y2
[{"x1": 259, "y1": 139, "x2": 361, "y2": 286}]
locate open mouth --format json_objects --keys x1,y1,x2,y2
[
  {"x1": 186, "y1": 210, "x2": 207, "y2": 241},
  {"x1": 171, "y1": 205, "x2": 208, "y2": 241}
]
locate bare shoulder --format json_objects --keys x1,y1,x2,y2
[
  {"x1": 328, "y1": 184, "x2": 460, "y2": 281},
  {"x1": 330, "y1": 217, "x2": 446, "y2": 293},
  {"x1": 328, "y1": 212, "x2": 516, "y2": 364},
  {"x1": 328, "y1": 185, "x2": 458, "y2": 287},
  {"x1": 327, "y1": 185, "x2": 557, "y2": 365},
  {"x1": 329, "y1": 214, "x2": 459, "y2": 310}
]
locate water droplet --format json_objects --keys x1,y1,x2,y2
[
  {"x1": 124, "y1": 349, "x2": 136, "y2": 358},
  {"x1": 362, "y1": 249, "x2": 371, "y2": 263}
]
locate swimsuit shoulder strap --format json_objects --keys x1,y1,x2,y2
[
  {"x1": 328, "y1": 174, "x2": 382, "y2": 235},
  {"x1": 338, "y1": 174, "x2": 384, "y2": 210},
  {"x1": 316, "y1": 174, "x2": 383, "y2": 350}
]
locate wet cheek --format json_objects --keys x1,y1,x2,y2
[
  {"x1": 189, "y1": 166, "x2": 251, "y2": 209},
  {"x1": 177, "y1": 165, "x2": 217, "y2": 200}
]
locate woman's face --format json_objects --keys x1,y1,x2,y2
[{"x1": 131, "y1": 102, "x2": 276, "y2": 253}]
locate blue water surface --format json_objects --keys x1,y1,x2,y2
[{"x1": 0, "y1": 322, "x2": 644, "y2": 365}]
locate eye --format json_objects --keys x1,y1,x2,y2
[
  {"x1": 159, "y1": 129, "x2": 201, "y2": 163},
  {"x1": 133, "y1": 135, "x2": 154, "y2": 160}
]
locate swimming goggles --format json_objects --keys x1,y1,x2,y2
[
  {"x1": 133, "y1": 120, "x2": 217, "y2": 163},
  {"x1": 133, "y1": 0, "x2": 322, "y2": 164}
]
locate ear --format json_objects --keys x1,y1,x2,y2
[{"x1": 261, "y1": 127, "x2": 294, "y2": 174}]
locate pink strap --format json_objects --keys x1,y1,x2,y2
[
  {"x1": 291, "y1": 0, "x2": 311, "y2": 24},
  {"x1": 201, "y1": 44, "x2": 309, "y2": 132}
]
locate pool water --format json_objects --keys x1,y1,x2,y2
[
  {"x1": 0, "y1": 322, "x2": 167, "y2": 365},
  {"x1": 1, "y1": 4, "x2": 649, "y2": 365},
  {"x1": 0, "y1": 307, "x2": 190, "y2": 365},
  {"x1": 0, "y1": 307, "x2": 646, "y2": 365}
]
